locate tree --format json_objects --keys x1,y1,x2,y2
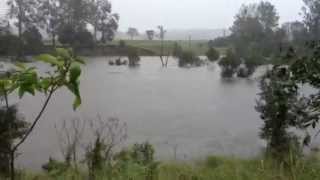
[
  {"x1": 7, "y1": 0, "x2": 40, "y2": 58},
  {"x1": 302, "y1": 0, "x2": 320, "y2": 40},
  {"x1": 37, "y1": 0, "x2": 62, "y2": 48},
  {"x1": 0, "y1": 48, "x2": 83, "y2": 180},
  {"x1": 218, "y1": 49, "x2": 241, "y2": 78},
  {"x1": 87, "y1": 0, "x2": 119, "y2": 43},
  {"x1": 22, "y1": 26, "x2": 44, "y2": 54},
  {"x1": 257, "y1": 1, "x2": 279, "y2": 31},
  {"x1": 256, "y1": 66, "x2": 301, "y2": 158},
  {"x1": 59, "y1": 0, "x2": 89, "y2": 31},
  {"x1": 58, "y1": 24, "x2": 76, "y2": 45},
  {"x1": 127, "y1": 27, "x2": 139, "y2": 40},
  {"x1": 206, "y1": 47, "x2": 220, "y2": 62},
  {"x1": 146, "y1": 30, "x2": 155, "y2": 40},
  {"x1": 157, "y1": 25, "x2": 168, "y2": 67}
]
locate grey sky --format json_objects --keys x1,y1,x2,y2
[
  {"x1": 112, "y1": 0, "x2": 304, "y2": 31},
  {"x1": 0, "y1": 0, "x2": 304, "y2": 31}
]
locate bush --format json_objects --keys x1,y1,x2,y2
[
  {"x1": 206, "y1": 47, "x2": 220, "y2": 62},
  {"x1": 0, "y1": 34, "x2": 20, "y2": 56},
  {"x1": 218, "y1": 49, "x2": 241, "y2": 78},
  {"x1": 178, "y1": 50, "x2": 202, "y2": 67},
  {"x1": 128, "y1": 48, "x2": 140, "y2": 67},
  {"x1": 74, "y1": 29, "x2": 94, "y2": 48},
  {"x1": 119, "y1": 40, "x2": 126, "y2": 48},
  {"x1": 22, "y1": 26, "x2": 44, "y2": 54}
]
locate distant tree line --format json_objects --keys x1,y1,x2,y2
[
  {"x1": 207, "y1": 0, "x2": 320, "y2": 78},
  {"x1": 0, "y1": 0, "x2": 119, "y2": 57}
]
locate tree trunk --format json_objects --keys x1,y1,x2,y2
[{"x1": 10, "y1": 151, "x2": 15, "y2": 180}]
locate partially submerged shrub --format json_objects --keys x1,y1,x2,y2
[
  {"x1": 206, "y1": 47, "x2": 220, "y2": 62},
  {"x1": 218, "y1": 49, "x2": 241, "y2": 78},
  {"x1": 178, "y1": 50, "x2": 203, "y2": 67},
  {"x1": 127, "y1": 48, "x2": 140, "y2": 67}
]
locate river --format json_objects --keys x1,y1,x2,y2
[{"x1": 13, "y1": 56, "x2": 267, "y2": 169}]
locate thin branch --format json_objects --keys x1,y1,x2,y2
[{"x1": 12, "y1": 87, "x2": 56, "y2": 152}]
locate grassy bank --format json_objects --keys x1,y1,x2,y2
[
  {"x1": 7, "y1": 155, "x2": 320, "y2": 180},
  {"x1": 114, "y1": 40, "x2": 227, "y2": 56}
]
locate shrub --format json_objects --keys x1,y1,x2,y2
[
  {"x1": 206, "y1": 47, "x2": 220, "y2": 62},
  {"x1": 119, "y1": 40, "x2": 126, "y2": 48},
  {"x1": 178, "y1": 50, "x2": 202, "y2": 67},
  {"x1": 22, "y1": 26, "x2": 44, "y2": 54},
  {"x1": 128, "y1": 48, "x2": 140, "y2": 67},
  {"x1": 218, "y1": 49, "x2": 241, "y2": 78}
]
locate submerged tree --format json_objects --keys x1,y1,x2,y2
[
  {"x1": 206, "y1": 47, "x2": 220, "y2": 62},
  {"x1": 0, "y1": 48, "x2": 83, "y2": 180},
  {"x1": 157, "y1": 25, "x2": 169, "y2": 67},
  {"x1": 218, "y1": 49, "x2": 241, "y2": 78},
  {"x1": 127, "y1": 48, "x2": 140, "y2": 67}
]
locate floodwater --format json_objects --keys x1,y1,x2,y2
[{"x1": 13, "y1": 57, "x2": 267, "y2": 169}]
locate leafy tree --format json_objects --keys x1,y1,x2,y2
[
  {"x1": 127, "y1": 28, "x2": 139, "y2": 40},
  {"x1": 87, "y1": 0, "x2": 119, "y2": 43},
  {"x1": 59, "y1": 0, "x2": 89, "y2": 31},
  {"x1": 256, "y1": 66, "x2": 301, "y2": 158},
  {"x1": 0, "y1": 34, "x2": 20, "y2": 56},
  {"x1": 256, "y1": 1, "x2": 279, "y2": 31},
  {"x1": 218, "y1": 49, "x2": 241, "y2": 78},
  {"x1": 302, "y1": 0, "x2": 320, "y2": 40},
  {"x1": 74, "y1": 28, "x2": 94, "y2": 48},
  {"x1": 0, "y1": 48, "x2": 83, "y2": 180},
  {"x1": 37, "y1": 0, "x2": 62, "y2": 47},
  {"x1": 146, "y1": 30, "x2": 155, "y2": 40},
  {"x1": 206, "y1": 47, "x2": 220, "y2": 62},
  {"x1": 58, "y1": 24, "x2": 76, "y2": 45},
  {"x1": 7, "y1": 0, "x2": 40, "y2": 58},
  {"x1": 22, "y1": 26, "x2": 44, "y2": 54}
]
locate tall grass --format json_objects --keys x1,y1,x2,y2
[{"x1": 4, "y1": 155, "x2": 320, "y2": 180}]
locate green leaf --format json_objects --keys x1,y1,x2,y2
[
  {"x1": 67, "y1": 82, "x2": 81, "y2": 110},
  {"x1": 73, "y1": 95, "x2": 81, "y2": 110},
  {"x1": 36, "y1": 54, "x2": 63, "y2": 67},
  {"x1": 75, "y1": 57, "x2": 85, "y2": 64},
  {"x1": 69, "y1": 63, "x2": 81, "y2": 82},
  {"x1": 56, "y1": 48, "x2": 71, "y2": 59},
  {"x1": 15, "y1": 62, "x2": 26, "y2": 70}
]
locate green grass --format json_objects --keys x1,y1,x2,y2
[
  {"x1": 6, "y1": 155, "x2": 320, "y2": 180},
  {"x1": 114, "y1": 40, "x2": 227, "y2": 56}
]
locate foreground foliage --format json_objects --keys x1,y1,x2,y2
[{"x1": 6, "y1": 154, "x2": 320, "y2": 180}]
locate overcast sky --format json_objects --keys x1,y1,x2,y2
[
  {"x1": 0, "y1": 0, "x2": 304, "y2": 31},
  {"x1": 112, "y1": 0, "x2": 304, "y2": 31}
]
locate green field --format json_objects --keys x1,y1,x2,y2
[{"x1": 114, "y1": 40, "x2": 226, "y2": 56}]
